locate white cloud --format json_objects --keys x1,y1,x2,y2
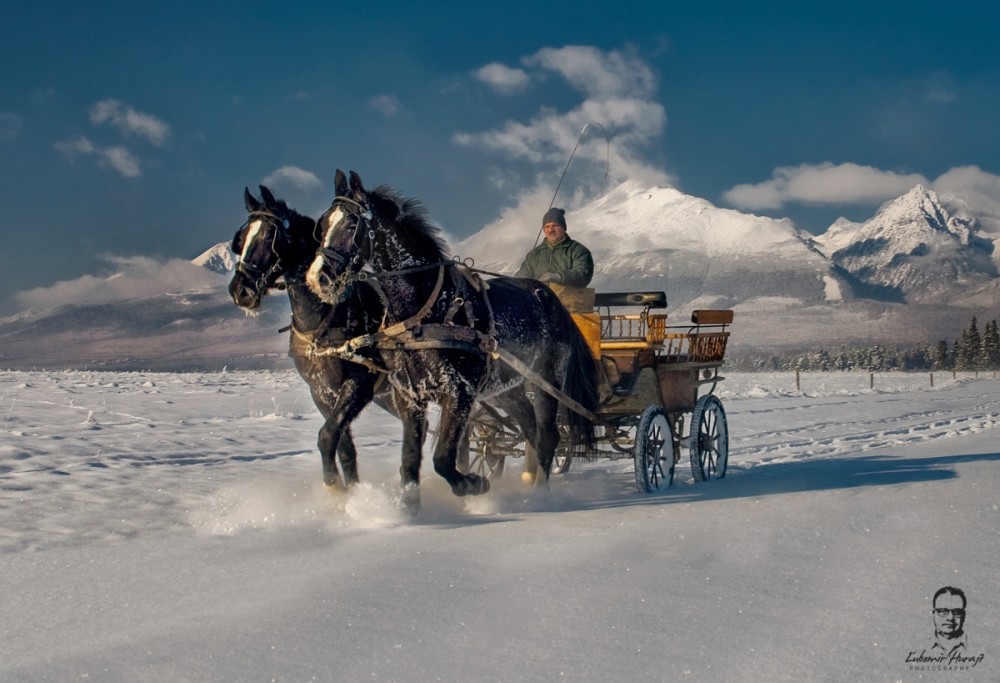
[
  {"x1": 369, "y1": 94, "x2": 404, "y2": 118},
  {"x1": 14, "y1": 256, "x2": 222, "y2": 310},
  {"x1": 454, "y1": 44, "x2": 671, "y2": 212},
  {"x1": 55, "y1": 136, "x2": 142, "y2": 177},
  {"x1": 524, "y1": 45, "x2": 657, "y2": 99},
  {"x1": 0, "y1": 111, "x2": 23, "y2": 142},
  {"x1": 473, "y1": 63, "x2": 530, "y2": 95},
  {"x1": 89, "y1": 99, "x2": 171, "y2": 146},
  {"x1": 932, "y1": 165, "x2": 1000, "y2": 230},
  {"x1": 262, "y1": 166, "x2": 323, "y2": 192},
  {"x1": 722, "y1": 163, "x2": 929, "y2": 210}
]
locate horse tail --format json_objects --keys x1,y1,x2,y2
[{"x1": 561, "y1": 322, "x2": 599, "y2": 451}]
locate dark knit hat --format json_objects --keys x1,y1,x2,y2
[{"x1": 542, "y1": 207, "x2": 567, "y2": 229}]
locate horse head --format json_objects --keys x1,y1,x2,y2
[
  {"x1": 307, "y1": 169, "x2": 446, "y2": 307},
  {"x1": 307, "y1": 169, "x2": 380, "y2": 304},
  {"x1": 228, "y1": 185, "x2": 300, "y2": 311}
]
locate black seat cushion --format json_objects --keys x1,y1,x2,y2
[{"x1": 594, "y1": 291, "x2": 667, "y2": 309}]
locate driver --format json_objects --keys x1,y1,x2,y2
[{"x1": 515, "y1": 207, "x2": 594, "y2": 287}]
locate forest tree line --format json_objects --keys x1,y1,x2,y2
[{"x1": 731, "y1": 316, "x2": 1000, "y2": 372}]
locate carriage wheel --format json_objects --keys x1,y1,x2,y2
[
  {"x1": 551, "y1": 423, "x2": 573, "y2": 474},
  {"x1": 461, "y1": 405, "x2": 516, "y2": 480},
  {"x1": 689, "y1": 394, "x2": 729, "y2": 481},
  {"x1": 633, "y1": 405, "x2": 674, "y2": 493}
]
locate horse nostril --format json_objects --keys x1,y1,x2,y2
[{"x1": 318, "y1": 272, "x2": 332, "y2": 288}]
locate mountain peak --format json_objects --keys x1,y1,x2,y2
[
  {"x1": 829, "y1": 184, "x2": 996, "y2": 302},
  {"x1": 193, "y1": 242, "x2": 236, "y2": 275}
]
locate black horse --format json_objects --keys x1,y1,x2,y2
[
  {"x1": 229, "y1": 186, "x2": 417, "y2": 490},
  {"x1": 306, "y1": 170, "x2": 598, "y2": 499}
]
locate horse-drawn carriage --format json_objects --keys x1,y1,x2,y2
[
  {"x1": 462, "y1": 290, "x2": 734, "y2": 493},
  {"x1": 230, "y1": 172, "x2": 735, "y2": 510}
]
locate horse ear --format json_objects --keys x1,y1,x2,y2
[
  {"x1": 334, "y1": 169, "x2": 348, "y2": 197},
  {"x1": 259, "y1": 185, "x2": 278, "y2": 208},
  {"x1": 244, "y1": 187, "x2": 262, "y2": 212},
  {"x1": 349, "y1": 171, "x2": 365, "y2": 194}
]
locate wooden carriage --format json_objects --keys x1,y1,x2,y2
[{"x1": 464, "y1": 288, "x2": 734, "y2": 493}]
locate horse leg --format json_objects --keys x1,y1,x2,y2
[
  {"x1": 493, "y1": 391, "x2": 540, "y2": 483},
  {"x1": 433, "y1": 391, "x2": 490, "y2": 497},
  {"x1": 530, "y1": 391, "x2": 561, "y2": 489},
  {"x1": 317, "y1": 413, "x2": 345, "y2": 488},
  {"x1": 397, "y1": 402, "x2": 427, "y2": 512},
  {"x1": 317, "y1": 378, "x2": 374, "y2": 488}
]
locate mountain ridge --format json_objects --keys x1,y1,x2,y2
[{"x1": 2, "y1": 181, "x2": 998, "y2": 369}]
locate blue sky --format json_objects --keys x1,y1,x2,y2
[{"x1": 3, "y1": 1, "x2": 1000, "y2": 314}]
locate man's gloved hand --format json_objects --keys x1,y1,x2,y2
[{"x1": 539, "y1": 272, "x2": 563, "y2": 284}]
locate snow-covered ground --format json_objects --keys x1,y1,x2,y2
[{"x1": 2, "y1": 369, "x2": 997, "y2": 682}]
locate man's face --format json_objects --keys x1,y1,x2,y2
[
  {"x1": 543, "y1": 221, "x2": 567, "y2": 245},
  {"x1": 933, "y1": 593, "x2": 966, "y2": 638}
]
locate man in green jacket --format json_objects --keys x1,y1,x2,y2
[{"x1": 515, "y1": 207, "x2": 594, "y2": 287}]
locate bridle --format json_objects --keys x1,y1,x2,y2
[
  {"x1": 317, "y1": 195, "x2": 377, "y2": 274},
  {"x1": 233, "y1": 210, "x2": 290, "y2": 294}
]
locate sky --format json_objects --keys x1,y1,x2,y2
[
  {"x1": 3, "y1": 1, "x2": 1000, "y2": 315},
  {"x1": 3, "y1": 368, "x2": 998, "y2": 679}
]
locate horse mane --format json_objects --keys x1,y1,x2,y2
[
  {"x1": 266, "y1": 198, "x2": 316, "y2": 243},
  {"x1": 371, "y1": 185, "x2": 451, "y2": 261}
]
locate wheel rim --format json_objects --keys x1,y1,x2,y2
[
  {"x1": 635, "y1": 407, "x2": 673, "y2": 493},
  {"x1": 693, "y1": 396, "x2": 728, "y2": 480},
  {"x1": 645, "y1": 413, "x2": 669, "y2": 488}
]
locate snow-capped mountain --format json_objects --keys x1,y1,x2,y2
[
  {"x1": 2, "y1": 181, "x2": 999, "y2": 369},
  {"x1": 193, "y1": 242, "x2": 237, "y2": 275},
  {"x1": 813, "y1": 185, "x2": 997, "y2": 304},
  {"x1": 459, "y1": 180, "x2": 849, "y2": 312}
]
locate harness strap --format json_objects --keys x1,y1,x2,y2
[
  {"x1": 381, "y1": 265, "x2": 446, "y2": 338},
  {"x1": 492, "y1": 347, "x2": 602, "y2": 425}
]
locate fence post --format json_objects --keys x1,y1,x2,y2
[
  {"x1": 930, "y1": 372, "x2": 934, "y2": 388},
  {"x1": 795, "y1": 369, "x2": 800, "y2": 391},
  {"x1": 870, "y1": 372, "x2": 874, "y2": 390}
]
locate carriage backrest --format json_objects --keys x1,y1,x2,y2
[{"x1": 690, "y1": 309, "x2": 734, "y2": 326}]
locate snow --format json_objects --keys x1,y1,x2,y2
[{"x1": 2, "y1": 369, "x2": 998, "y2": 681}]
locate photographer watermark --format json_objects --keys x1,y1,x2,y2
[{"x1": 905, "y1": 587, "x2": 987, "y2": 672}]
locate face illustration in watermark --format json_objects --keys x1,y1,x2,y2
[
  {"x1": 906, "y1": 586, "x2": 986, "y2": 672},
  {"x1": 932, "y1": 587, "x2": 966, "y2": 652}
]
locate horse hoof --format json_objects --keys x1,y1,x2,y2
[
  {"x1": 401, "y1": 483, "x2": 421, "y2": 514},
  {"x1": 520, "y1": 471, "x2": 536, "y2": 485},
  {"x1": 452, "y1": 475, "x2": 490, "y2": 497}
]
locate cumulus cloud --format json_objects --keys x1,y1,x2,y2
[
  {"x1": 722, "y1": 163, "x2": 929, "y2": 210},
  {"x1": 474, "y1": 63, "x2": 531, "y2": 95},
  {"x1": 55, "y1": 136, "x2": 142, "y2": 177},
  {"x1": 89, "y1": 99, "x2": 171, "y2": 146},
  {"x1": 14, "y1": 256, "x2": 222, "y2": 311},
  {"x1": 454, "y1": 44, "x2": 671, "y2": 213},
  {"x1": 0, "y1": 111, "x2": 23, "y2": 142},
  {"x1": 262, "y1": 166, "x2": 323, "y2": 190},
  {"x1": 369, "y1": 94, "x2": 404, "y2": 118},
  {"x1": 933, "y1": 165, "x2": 1000, "y2": 231},
  {"x1": 525, "y1": 45, "x2": 657, "y2": 100}
]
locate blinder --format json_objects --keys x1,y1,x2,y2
[
  {"x1": 318, "y1": 196, "x2": 377, "y2": 276},
  {"x1": 233, "y1": 210, "x2": 291, "y2": 293}
]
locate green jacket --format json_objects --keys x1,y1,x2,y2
[{"x1": 515, "y1": 236, "x2": 594, "y2": 287}]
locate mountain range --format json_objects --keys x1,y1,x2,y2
[{"x1": 1, "y1": 183, "x2": 997, "y2": 369}]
